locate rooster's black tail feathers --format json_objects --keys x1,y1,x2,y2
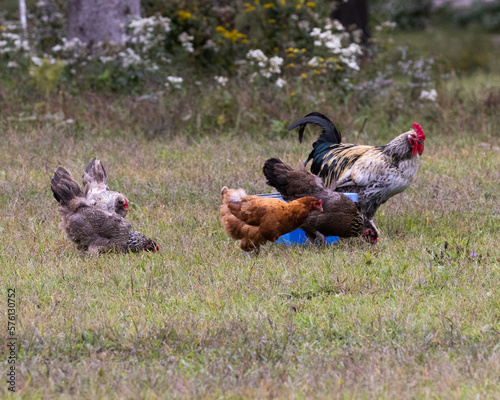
[{"x1": 288, "y1": 112, "x2": 342, "y2": 145}]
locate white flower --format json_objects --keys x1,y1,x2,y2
[
  {"x1": 297, "y1": 20, "x2": 310, "y2": 31},
  {"x1": 100, "y1": 56, "x2": 114, "y2": 64},
  {"x1": 340, "y1": 56, "x2": 359, "y2": 70},
  {"x1": 165, "y1": 76, "x2": 183, "y2": 89},
  {"x1": 341, "y1": 43, "x2": 362, "y2": 57},
  {"x1": 214, "y1": 76, "x2": 228, "y2": 87},
  {"x1": 117, "y1": 48, "x2": 142, "y2": 68},
  {"x1": 178, "y1": 32, "x2": 193, "y2": 43},
  {"x1": 31, "y1": 56, "x2": 42, "y2": 66},
  {"x1": 307, "y1": 56, "x2": 320, "y2": 67},
  {"x1": 7, "y1": 61, "x2": 18, "y2": 68},
  {"x1": 420, "y1": 89, "x2": 437, "y2": 102},
  {"x1": 332, "y1": 20, "x2": 345, "y2": 31},
  {"x1": 178, "y1": 32, "x2": 194, "y2": 53},
  {"x1": 275, "y1": 78, "x2": 287, "y2": 88},
  {"x1": 247, "y1": 49, "x2": 267, "y2": 63},
  {"x1": 203, "y1": 39, "x2": 218, "y2": 50},
  {"x1": 268, "y1": 56, "x2": 283, "y2": 73},
  {"x1": 310, "y1": 27, "x2": 322, "y2": 37}
]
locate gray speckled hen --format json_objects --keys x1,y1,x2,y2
[
  {"x1": 51, "y1": 167, "x2": 158, "y2": 254},
  {"x1": 82, "y1": 158, "x2": 129, "y2": 218},
  {"x1": 263, "y1": 158, "x2": 378, "y2": 244}
]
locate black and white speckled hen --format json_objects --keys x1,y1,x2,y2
[
  {"x1": 290, "y1": 112, "x2": 425, "y2": 238},
  {"x1": 51, "y1": 167, "x2": 158, "y2": 254},
  {"x1": 263, "y1": 158, "x2": 378, "y2": 244},
  {"x1": 82, "y1": 158, "x2": 129, "y2": 218}
]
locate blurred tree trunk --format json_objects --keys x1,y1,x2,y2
[
  {"x1": 332, "y1": 0, "x2": 370, "y2": 43},
  {"x1": 67, "y1": 0, "x2": 140, "y2": 45}
]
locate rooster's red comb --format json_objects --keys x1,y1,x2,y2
[{"x1": 412, "y1": 122, "x2": 425, "y2": 141}]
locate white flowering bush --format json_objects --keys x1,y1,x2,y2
[
  {"x1": 0, "y1": 0, "x2": 439, "y2": 103},
  {"x1": 0, "y1": 24, "x2": 30, "y2": 59},
  {"x1": 240, "y1": 49, "x2": 285, "y2": 84}
]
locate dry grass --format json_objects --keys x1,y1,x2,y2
[{"x1": 1, "y1": 55, "x2": 500, "y2": 399}]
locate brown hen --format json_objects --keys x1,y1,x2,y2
[{"x1": 220, "y1": 186, "x2": 323, "y2": 254}]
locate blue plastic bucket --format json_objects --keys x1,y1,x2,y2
[{"x1": 257, "y1": 192, "x2": 358, "y2": 245}]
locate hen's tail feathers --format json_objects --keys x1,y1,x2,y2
[
  {"x1": 288, "y1": 112, "x2": 342, "y2": 144},
  {"x1": 127, "y1": 231, "x2": 159, "y2": 253},
  {"x1": 262, "y1": 158, "x2": 293, "y2": 192},
  {"x1": 221, "y1": 186, "x2": 247, "y2": 203},
  {"x1": 51, "y1": 167, "x2": 84, "y2": 206},
  {"x1": 82, "y1": 158, "x2": 108, "y2": 187}
]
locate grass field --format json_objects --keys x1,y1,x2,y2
[{"x1": 2, "y1": 28, "x2": 500, "y2": 398}]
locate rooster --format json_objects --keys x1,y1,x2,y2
[
  {"x1": 290, "y1": 112, "x2": 425, "y2": 237},
  {"x1": 51, "y1": 167, "x2": 158, "y2": 254},
  {"x1": 220, "y1": 186, "x2": 323, "y2": 254},
  {"x1": 82, "y1": 158, "x2": 129, "y2": 218},
  {"x1": 263, "y1": 158, "x2": 378, "y2": 244}
]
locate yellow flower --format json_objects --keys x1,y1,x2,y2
[
  {"x1": 264, "y1": 3, "x2": 275, "y2": 8},
  {"x1": 301, "y1": 73, "x2": 307, "y2": 78},
  {"x1": 287, "y1": 53, "x2": 295, "y2": 57},
  {"x1": 178, "y1": 10, "x2": 192, "y2": 20},
  {"x1": 244, "y1": 2, "x2": 251, "y2": 6},
  {"x1": 217, "y1": 114, "x2": 226, "y2": 126},
  {"x1": 301, "y1": 48, "x2": 306, "y2": 52},
  {"x1": 280, "y1": 0, "x2": 286, "y2": 5},
  {"x1": 313, "y1": 69, "x2": 321, "y2": 74},
  {"x1": 286, "y1": 63, "x2": 295, "y2": 68},
  {"x1": 242, "y1": 39, "x2": 251, "y2": 44},
  {"x1": 268, "y1": 19, "x2": 276, "y2": 23},
  {"x1": 296, "y1": 4, "x2": 302, "y2": 9},
  {"x1": 216, "y1": 26, "x2": 247, "y2": 42},
  {"x1": 286, "y1": 47, "x2": 294, "y2": 52},
  {"x1": 306, "y1": 2, "x2": 315, "y2": 7},
  {"x1": 255, "y1": 0, "x2": 259, "y2": 4},
  {"x1": 290, "y1": 92, "x2": 295, "y2": 97},
  {"x1": 245, "y1": 6, "x2": 256, "y2": 12},
  {"x1": 293, "y1": 48, "x2": 299, "y2": 53},
  {"x1": 336, "y1": 65, "x2": 344, "y2": 70},
  {"x1": 0, "y1": 25, "x2": 5, "y2": 30}
]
